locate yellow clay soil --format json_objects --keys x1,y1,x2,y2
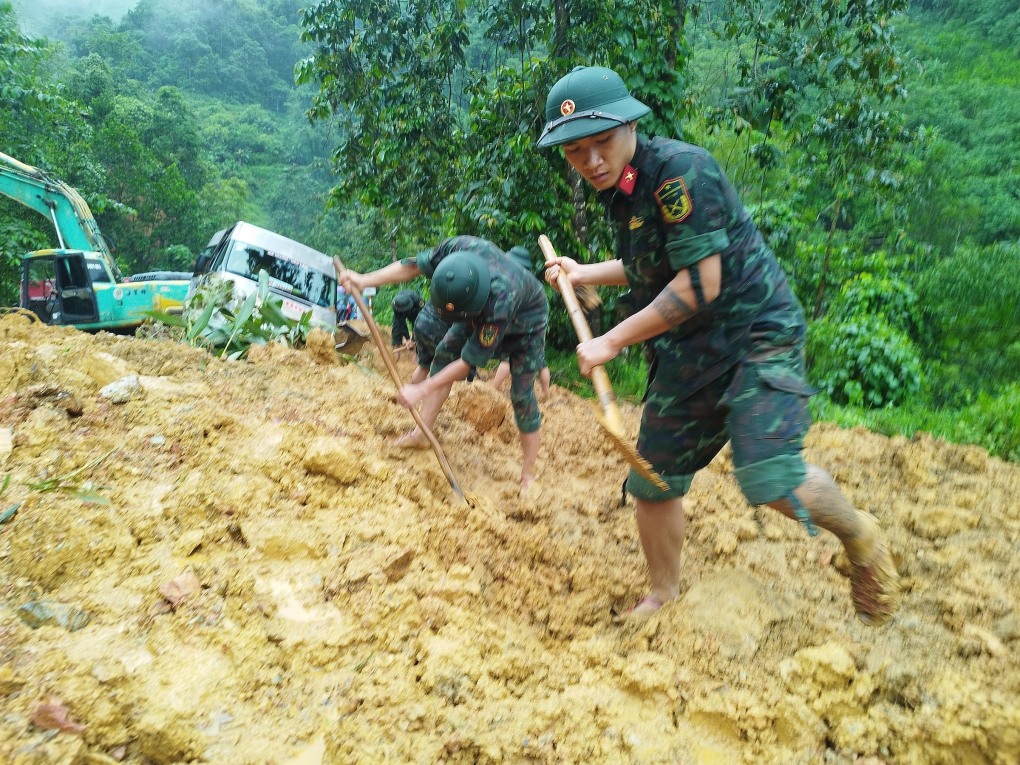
[{"x1": 0, "y1": 313, "x2": 1017, "y2": 764}]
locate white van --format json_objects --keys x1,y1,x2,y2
[{"x1": 190, "y1": 222, "x2": 337, "y2": 328}]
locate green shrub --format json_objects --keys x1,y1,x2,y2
[
  {"x1": 915, "y1": 242, "x2": 1020, "y2": 393},
  {"x1": 546, "y1": 347, "x2": 648, "y2": 403},
  {"x1": 149, "y1": 271, "x2": 322, "y2": 359},
  {"x1": 809, "y1": 386, "x2": 1020, "y2": 464},
  {"x1": 953, "y1": 384, "x2": 1020, "y2": 462},
  {"x1": 808, "y1": 316, "x2": 922, "y2": 408},
  {"x1": 836, "y1": 272, "x2": 919, "y2": 334},
  {"x1": 163, "y1": 244, "x2": 194, "y2": 271}
]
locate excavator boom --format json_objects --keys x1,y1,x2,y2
[{"x1": 0, "y1": 151, "x2": 112, "y2": 259}]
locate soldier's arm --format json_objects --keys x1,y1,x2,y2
[
  {"x1": 575, "y1": 254, "x2": 721, "y2": 375},
  {"x1": 545, "y1": 256, "x2": 627, "y2": 288},
  {"x1": 607, "y1": 253, "x2": 721, "y2": 347},
  {"x1": 398, "y1": 358, "x2": 472, "y2": 409},
  {"x1": 362, "y1": 260, "x2": 423, "y2": 289},
  {"x1": 335, "y1": 259, "x2": 422, "y2": 293}
]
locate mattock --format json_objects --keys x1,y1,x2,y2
[
  {"x1": 332, "y1": 256, "x2": 470, "y2": 507},
  {"x1": 538, "y1": 235, "x2": 669, "y2": 492}
]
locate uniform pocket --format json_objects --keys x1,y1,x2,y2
[
  {"x1": 751, "y1": 355, "x2": 815, "y2": 444},
  {"x1": 757, "y1": 363, "x2": 818, "y2": 397}
]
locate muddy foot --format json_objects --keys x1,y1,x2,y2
[
  {"x1": 612, "y1": 595, "x2": 665, "y2": 624},
  {"x1": 847, "y1": 513, "x2": 901, "y2": 626},
  {"x1": 391, "y1": 430, "x2": 429, "y2": 450},
  {"x1": 519, "y1": 475, "x2": 537, "y2": 496}
]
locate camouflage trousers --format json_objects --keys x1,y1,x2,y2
[
  {"x1": 431, "y1": 321, "x2": 548, "y2": 434},
  {"x1": 412, "y1": 306, "x2": 451, "y2": 369},
  {"x1": 501, "y1": 329, "x2": 547, "y2": 434},
  {"x1": 626, "y1": 344, "x2": 815, "y2": 502}
]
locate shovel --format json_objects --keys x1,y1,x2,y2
[
  {"x1": 332, "y1": 257, "x2": 469, "y2": 506},
  {"x1": 538, "y1": 235, "x2": 668, "y2": 491}
]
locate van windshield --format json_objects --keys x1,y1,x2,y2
[{"x1": 224, "y1": 238, "x2": 336, "y2": 309}]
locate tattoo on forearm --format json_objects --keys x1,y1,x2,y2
[{"x1": 652, "y1": 289, "x2": 697, "y2": 327}]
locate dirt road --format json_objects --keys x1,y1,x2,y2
[{"x1": 0, "y1": 314, "x2": 1016, "y2": 764}]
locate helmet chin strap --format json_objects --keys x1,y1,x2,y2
[{"x1": 538, "y1": 109, "x2": 630, "y2": 143}]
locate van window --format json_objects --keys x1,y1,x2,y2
[{"x1": 224, "y1": 238, "x2": 336, "y2": 308}]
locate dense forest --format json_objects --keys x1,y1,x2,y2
[{"x1": 1, "y1": 0, "x2": 1017, "y2": 459}]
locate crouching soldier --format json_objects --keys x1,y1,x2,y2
[
  {"x1": 391, "y1": 289, "x2": 424, "y2": 349},
  {"x1": 338, "y1": 236, "x2": 549, "y2": 493}
]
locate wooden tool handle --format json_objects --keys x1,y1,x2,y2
[
  {"x1": 537, "y1": 235, "x2": 624, "y2": 431},
  {"x1": 332, "y1": 257, "x2": 467, "y2": 504}
]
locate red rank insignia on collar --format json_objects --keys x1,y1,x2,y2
[{"x1": 617, "y1": 164, "x2": 637, "y2": 195}]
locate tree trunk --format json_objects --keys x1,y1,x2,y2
[
  {"x1": 552, "y1": 0, "x2": 569, "y2": 58},
  {"x1": 813, "y1": 197, "x2": 842, "y2": 319}
]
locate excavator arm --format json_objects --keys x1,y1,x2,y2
[{"x1": 0, "y1": 151, "x2": 113, "y2": 262}]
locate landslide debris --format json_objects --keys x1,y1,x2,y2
[{"x1": 0, "y1": 313, "x2": 1017, "y2": 765}]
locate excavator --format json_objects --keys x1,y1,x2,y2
[{"x1": 1, "y1": 151, "x2": 191, "y2": 331}]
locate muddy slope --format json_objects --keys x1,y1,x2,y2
[{"x1": 0, "y1": 313, "x2": 1017, "y2": 765}]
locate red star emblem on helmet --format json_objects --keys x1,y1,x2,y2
[{"x1": 560, "y1": 99, "x2": 575, "y2": 117}]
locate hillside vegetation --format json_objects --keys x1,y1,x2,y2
[{"x1": 0, "y1": 0, "x2": 1016, "y2": 461}]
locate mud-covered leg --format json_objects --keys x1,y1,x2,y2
[
  {"x1": 519, "y1": 429, "x2": 540, "y2": 494},
  {"x1": 768, "y1": 464, "x2": 901, "y2": 626},
  {"x1": 634, "y1": 496, "x2": 686, "y2": 609},
  {"x1": 509, "y1": 367, "x2": 541, "y2": 494}
]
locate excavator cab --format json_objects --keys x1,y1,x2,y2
[{"x1": 21, "y1": 252, "x2": 99, "y2": 325}]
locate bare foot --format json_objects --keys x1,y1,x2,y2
[
  {"x1": 612, "y1": 595, "x2": 665, "y2": 624},
  {"x1": 391, "y1": 430, "x2": 429, "y2": 450},
  {"x1": 519, "y1": 475, "x2": 537, "y2": 496}
]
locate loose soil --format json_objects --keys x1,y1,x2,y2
[{"x1": 0, "y1": 313, "x2": 1017, "y2": 764}]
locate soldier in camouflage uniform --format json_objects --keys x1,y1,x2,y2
[
  {"x1": 490, "y1": 246, "x2": 551, "y2": 397},
  {"x1": 407, "y1": 302, "x2": 453, "y2": 383},
  {"x1": 337, "y1": 236, "x2": 549, "y2": 492},
  {"x1": 390, "y1": 289, "x2": 460, "y2": 385},
  {"x1": 538, "y1": 65, "x2": 900, "y2": 624},
  {"x1": 401, "y1": 301, "x2": 480, "y2": 385},
  {"x1": 391, "y1": 289, "x2": 424, "y2": 348}
]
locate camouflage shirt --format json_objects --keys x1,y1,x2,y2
[
  {"x1": 598, "y1": 135, "x2": 807, "y2": 394},
  {"x1": 414, "y1": 236, "x2": 549, "y2": 370}
]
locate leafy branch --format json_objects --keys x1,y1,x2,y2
[
  {"x1": 148, "y1": 270, "x2": 320, "y2": 360},
  {"x1": 26, "y1": 448, "x2": 117, "y2": 505}
]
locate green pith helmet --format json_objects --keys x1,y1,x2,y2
[
  {"x1": 391, "y1": 289, "x2": 419, "y2": 313},
  {"x1": 430, "y1": 252, "x2": 491, "y2": 322},
  {"x1": 537, "y1": 66, "x2": 651, "y2": 148},
  {"x1": 507, "y1": 245, "x2": 534, "y2": 273}
]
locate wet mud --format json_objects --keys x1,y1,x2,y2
[{"x1": 0, "y1": 314, "x2": 1017, "y2": 764}]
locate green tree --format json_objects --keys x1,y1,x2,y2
[
  {"x1": 897, "y1": 23, "x2": 1020, "y2": 252},
  {"x1": 297, "y1": 0, "x2": 693, "y2": 265},
  {"x1": 716, "y1": 0, "x2": 916, "y2": 318},
  {"x1": 1, "y1": 2, "x2": 105, "y2": 302},
  {"x1": 64, "y1": 86, "x2": 211, "y2": 273},
  {"x1": 915, "y1": 241, "x2": 1020, "y2": 400},
  {"x1": 296, "y1": 0, "x2": 474, "y2": 243}
]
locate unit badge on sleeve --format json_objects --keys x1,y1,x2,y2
[
  {"x1": 479, "y1": 324, "x2": 500, "y2": 348},
  {"x1": 654, "y1": 177, "x2": 693, "y2": 224}
]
